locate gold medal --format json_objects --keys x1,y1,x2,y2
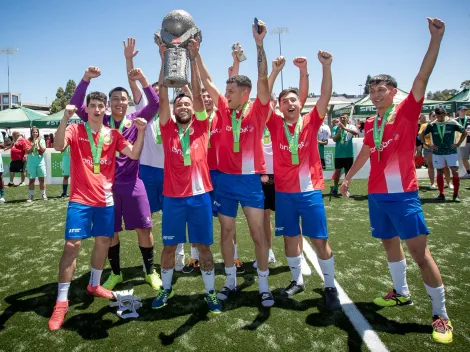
[{"x1": 93, "y1": 164, "x2": 100, "y2": 174}]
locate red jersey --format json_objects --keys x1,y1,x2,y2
[
  {"x1": 267, "y1": 107, "x2": 325, "y2": 193},
  {"x1": 160, "y1": 114, "x2": 213, "y2": 197},
  {"x1": 11, "y1": 137, "x2": 30, "y2": 161},
  {"x1": 65, "y1": 124, "x2": 129, "y2": 207},
  {"x1": 363, "y1": 92, "x2": 424, "y2": 194},
  {"x1": 216, "y1": 95, "x2": 270, "y2": 174},
  {"x1": 207, "y1": 110, "x2": 221, "y2": 171}
]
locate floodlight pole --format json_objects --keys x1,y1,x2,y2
[
  {"x1": 270, "y1": 27, "x2": 289, "y2": 91},
  {"x1": 0, "y1": 48, "x2": 19, "y2": 108}
]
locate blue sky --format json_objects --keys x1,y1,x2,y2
[{"x1": 1, "y1": 0, "x2": 469, "y2": 105}]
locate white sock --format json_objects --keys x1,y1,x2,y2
[
  {"x1": 224, "y1": 266, "x2": 237, "y2": 289},
  {"x1": 89, "y1": 268, "x2": 103, "y2": 287},
  {"x1": 57, "y1": 282, "x2": 71, "y2": 302},
  {"x1": 201, "y1": 269, "x2": 215, "y2": 293},
  {"x1": 176, "y1": 243, "x2": 184, "y2": 256},
  {"x1": 287, "y1": 256, "x2": 303, "y2": 286},
  {"x1": 318, "y1": 255, "x2": 335, "y2": 288},
  {"x1": 257, "y1": 269, "x2": 270, "y2": 293},
  {"x1": 191, "y1": 246, "x2": 199, "y2": 260},
  {"x1": 29, "y1": 190, "x2": 34, "y2": 197},
  {"x1": 388, "y1": 260, "x2": 410, "y2": 297},
  {"x1": 268, "y1": 248, "x2": 274, "y2": 258},
  {"x1": 424, "y1": 283, "x2": 448, "y2": 319},
  {"x1": 41, "y1": 189, "x2": 46, "y2": 195},
  {"x1": 233, "y1": 244, "x2": 239, "y2": 259},
  {"x1": 161, "y1": 267, "x2": 174, "y2": 290}
]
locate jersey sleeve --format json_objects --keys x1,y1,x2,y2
[
  {"x1": 251, "y1": 97, "x2": 271, "y2": 125},
  {"x1": 423, "y1": 123, "x2": 433, "y2": 136},
  {"x1": 217, "y1": 94, "x2": 229, "y2": 113},
  {"x1": 455, "y1": 120, "x2": 466, "y2": 133},
  {"x1": 308, "y1": 106, "x2": 325, "y2": 133},
  {"x1": 130, "y1": 86, "x2": 160, "y2": 122},
  {"x1": 266, "y1": 111, "x2": 281, "y2": 133},
  {"x1": 363, "y1": 121, "x2": 374, "y2": 147},
  {"x1": 396, "y1": 92, "x2": 424, "y2": 124},
  {"x1": 65, "y1": 125, "x2": 76, "y2": 148}
]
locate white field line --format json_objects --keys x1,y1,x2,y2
[{"x1": 302, "y1": 238, "x2": 389, "y2": 352}]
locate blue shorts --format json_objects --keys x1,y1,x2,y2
[
  {"x1": 140, "y1": 165, "x2": 164, "y2": 213},
  {"x1": 368, "y1": 191, "x2": 430, "y2": 240},
  {"x1": 162, "y1": 193, "x2": 213, "y2": 246},
  {"x1": 210, "y1": 170, "x2": 220, "y2": 216},
  {"x1": 214, "y1": 173, "x2": 264, "y2": 218},
  {"x1": 275, "y1": 190, "x2": 328, "y2": 239},
  {"x1": 423, "y1": 148, "x2": 433, "y2": 157},
  {"x1": 65, "y1": 202, "x2": 115, "y2": 240}
]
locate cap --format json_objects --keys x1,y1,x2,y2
[{"x1": 457, "y1": 106, "x2": 468, "y2": 111}]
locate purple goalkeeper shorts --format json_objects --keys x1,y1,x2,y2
[{"x1": 112, "y1": 177, "x2": 152, "y2": 232}]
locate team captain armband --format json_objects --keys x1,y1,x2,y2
[{"x1": 195, "y1": 110, "x2": 208, "y2": 121}]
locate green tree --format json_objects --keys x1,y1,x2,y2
[
  {"x1": 363, "y1": 74, "x2": 371, "y2": 95},
  {"x1": 460, "y1": 80, "x2": 470, "y2": 89},
  {"x1": 426, "y1": 89, "x2": 459, "y2": 101},
  {"x1": 49, "y1": 80, "x2": 76, "y2": 114}
]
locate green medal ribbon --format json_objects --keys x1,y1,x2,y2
[
  {"x1": 283, "y1": 116, "x2": 303, "y2": 165},
  {"x1": 340, "y1": 129, "x2": 347, "y2": 144},
  {"x1": 231, "y1": 101, "x2": 250, "y2": 153},
  {"x1": 178, "y1": 121, "x2": 192, "y2": 166},
  {"x1": 84, "y1": 123, "x2": 105, "y2": 174},
  {"x1": 154, "y1": 114, "x2": 162, "y2": 144},
  {"x1": 110, "y1": 116, "x2": 128, "y2": 157},
  {"x1": 208, "y1": 111, "x2": 215, "y2": 148},
  {"x1": 458, "y1": 116, "x2": 467, "y2": 130},
  {"x1": 436, "y1": 122, "x2": 446, "y2": 142},
  {"x1": 373, "y1": 104, "x2": 395, "y2": 161},
  {"x1": 263, "y1": 127, "x2": 271, "y2": 144}
]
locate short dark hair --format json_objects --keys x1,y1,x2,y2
[
  {"x1": 226, "y1": 75, "x2": 252, "y2": 90},
  {"x1": 278, "y1": 88, "x2": 299, "y2": 103},
  {"x1": 108, "y1": 87, "x2": 130, "y2": 99},
  {"x1": 173, "y1": 93, "x2": 193, "y2": 106},
  {"x1": 151, "y1": 81, "x2": 159, "y2": 88},
  {"x1": 86, "y1": 91, "x2": 107, "y2": 106},
  {"x1": 434, "y1": 106, "x2": 446, "y2": 115},
  {"x1": 368, "y1": 74, "x2": 398, "y2": 88}
]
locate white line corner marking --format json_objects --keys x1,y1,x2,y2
[{"x1": 302, "y1": 238, "x2": 389, "y2": 352}]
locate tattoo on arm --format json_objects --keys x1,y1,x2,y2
[{"x1": 257, "y1": 45, "x2": 268, "y2": 78}]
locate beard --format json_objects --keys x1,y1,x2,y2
[{"x1": 175, "y1": 111, "x2": 192, "y2": 125}]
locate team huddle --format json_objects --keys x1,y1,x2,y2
[{"x1": 47, "y1": 18, "x2": 455, "y2": 344}]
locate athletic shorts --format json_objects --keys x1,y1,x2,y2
[
  {"x1": 10, "y1": 160, "x2": 25, "y2": 173},
  {"x1": 261, "y1": 174, "x2": 275, "y2": 211},
  {"x1": 65, "y1": 201, "x2": 115, "y2": 240},
  {"x1": 458, "y1": 144, "x2": 470, "y2": 159},
  {"x1": 433, "y1": 153, "x2": 459, "y2": 169},
  {"x1": 113, "y1": 178, "x2": 152, "y2": 232},
  {"x1": 275, "y1": 190, "x2": 328, "y2": 239},
  {"x1": 368, "y1": 191, "x2": 429, "y2": 241},
  {"x1": 27, "y1": 162, "x2": 46, "y2": 179},
  {"x1": 140, "y1": 164, "x2": 164, "y2": 213},
  {"x1": 210, "y1": 170, "x2": 220, "y2": 216},
  {"x1": 334, "y1": 157, "x2": 354, "y2": 171},
  {"x1": 162, "y1": 193, "x2": 213, "y2": 246},
  {"x1": 423, "y1": 148, "x2": 433, "y2": 157},
  {"x1": 214, "y1": 173, "x2": 264, "y2": 218}
]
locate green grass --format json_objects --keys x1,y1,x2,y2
[{"x1": 0, "y1": 180, "x2": 469, "y2": 352}]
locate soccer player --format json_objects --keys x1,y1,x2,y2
[
  {"x1": 70, "y1": 63, "x2": 161, "y2": 290},
  {"x1": 25, "y1": 127, "x2": 48, "y2": 202},
  {"x1": 340, "y1": 18, "x2": 453, "y2": 344},
  {"x1": 331, "y1": 114, "x2": 358, "y2": 196},
  {"x1": 197, "y1": 20, "x2": 274, "y2": 307},
  {"x1": 151, "y1": 39, "x2": 222, "y2": 314},
  {"x1": 61, "y1": 146, "x2": 70, "y2": 198},
  {"x1": 5, "y1": 131, "x2": 28, "y2": 187},
  {"x1": 266, "y1": 52, "x2": 340, "y2": 310},
  {"x1": 48, "y1": 99, "x2": 147, "y2": 331},
  {"x1": 0, "y1": 132, "x2": 6, "y2": 202},
  {"x1": 456, "y1": 106, "x2": 470, "y2": 178},
  {"x1": 420, "y1": 107, "x2": 466, "y2": 202}
]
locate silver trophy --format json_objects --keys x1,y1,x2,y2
[{"x1": 154, "y1": 10, "x2": 202, "y2": 88}]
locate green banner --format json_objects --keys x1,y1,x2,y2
[
  {"x1": 323, "y1": 146, "x2": 336, "y2": 171},
  {"x1": 51, "y1": 153, "x2": 63, "y2": 177}
]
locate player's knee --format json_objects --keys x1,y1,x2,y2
[
  {"x1": 162, "y1": 244, "x2": 177, "y2": 255},
  {"x1": 63, "y1": 241, "x2": 81, "y2": 257}
]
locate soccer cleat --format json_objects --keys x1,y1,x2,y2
[
  {"x1": 324, "y1": 287, "x2": 341, "y2": 311},
  {"x1": 373, "y1": 289, "x2": 412, "y2": 307},
  {"x1": 145, "y1": 270, "x2": 162, "y2": 289},
  {"x1": 234, "y1": 258, "x2": 245, "y2": 275},
  {"x1": 301, "y1": 256, "x2": 312, "y2": 276},
  {"x1": 152, "y1": 286, "x2": 173, "y2": 309},
  {"x1": 260, "y1": 291, "x2": 275, "y2": 307},
  {"x1": 26, "y1": 195, "x2": 33, "y2": 203},
  {"x1": 205, "y1": 290, "x2": 222, "y2": 314},
  {"x1": 48, "y1": 301, "x2": 68, "y2": 331},
  {"x1": 175, "y1": 254, "x2": 185, "y2": 272},
  {"x1": 268, "y1": 251, "x2": 277, "y2": 264},
  {"x1": 18, "y1": 182, "x2": 26, "y2": 187},
  {"x1": 60, "y1": 193, "x2": 68, "y2": 198},
  {"x1": 428, "y1": 184, "x2": 437, "y2": 190},
  {"x1": 102, "y1": 272, "x2": 123, "y2": 290},
  {"x1": 7, "y1": 182, "x2": 14, "y2": 187},
  {"x1": 452, "y1": 195, "x2": 461, "y2": 203},
  {"x1": 217, "y1": 285, "x2": 239, "y2": 301},
  {"x1": 435, "y1": 194, "x2": 446, "y2": 202},
  {"x1": 432, "y1": 316, "x2": 453, "y2": 344},
  {"x1": 42, "y1": 194, "x2": 48, "y2": 201},
  {"x1": 280, "y1": 281, "x2": 305, "y2": 298},
  {"x1": 182, "y1": 258, "x2": 200, "y2": 274},
  {"x1": 86, "y1": 284, "x2": 114, "y2": 299},
  {"x1": 0, "y1": 197, "x2": 5, "y2": 203}
]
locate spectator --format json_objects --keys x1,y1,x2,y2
[
  {"x1": 26, "y1": 127, "x2": 48, "y2": 201},
  {"x1": 4, "y1": 131, "x2": 29, "y2": 187}
]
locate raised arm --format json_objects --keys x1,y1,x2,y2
[
  {"x1": 293, "y1": 57, "x2": 309, "y2": 108},
  {"x1": 156, "y1": 42, "x2": 171, "y2": 126},
  {"x1": 188, "y1": 39, "x2": 204, "y2": 113},
  {"x1": 128, "y1": 68, "x2": 159, "y2": 121},
  {"x1": 315, "y1": 51, "x2": 333, "y2": 117},
  {"x1": 124, "y1": 38, "x2": 143, "y2": 105},
  {"x1": 253, "y1": 20, "x2": 270, "y2": 105},
  {"x1": 411, "y1": 18, "x2": 445, "y2": 102},
  {"x1": 72, "y1": 67, "x2": 102, "y2": 121},
  {"x1": 268, "y1": 56, "x2": 286, "y2": 94},
  {"x1": 197, "y1": 51, "x2": 221, "y2": 105},
  {"x1": 54, "y1": 105, "x2": 76, "y2": 151},
  {"x1": 229, "y1": 47, "x2": 241, "y2": 78},
  {"x1": 120, "y1": 118, "x2": 147, "y2": 160}
]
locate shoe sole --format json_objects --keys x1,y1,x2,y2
[
  {"x1": 373, "y1": 299, "x2": 413, "y2": 307},
  {"x1": 261, "y1": 300, "x2": 275, "y2": 308}
]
